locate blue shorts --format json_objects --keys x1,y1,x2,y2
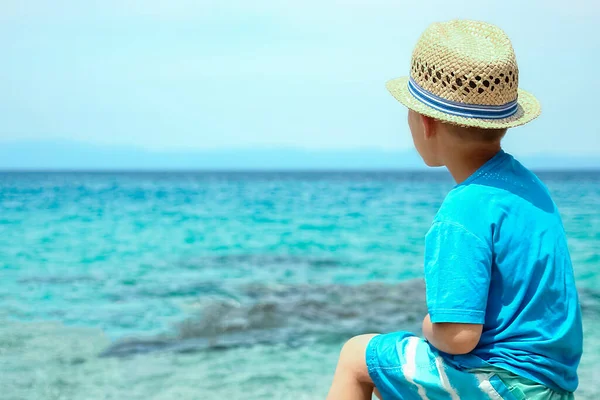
[{"x1": 366, "y1": 331, "x2": 530, "y2": 400}]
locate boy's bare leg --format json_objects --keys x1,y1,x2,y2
[{"x1": 326, "y1": 334, "x2": 379, "y2": 400}]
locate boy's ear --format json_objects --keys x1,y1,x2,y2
[{"x1": 420, "y1": 114, "x2": 437, "y2": 140}]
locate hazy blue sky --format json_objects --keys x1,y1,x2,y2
[{"x1": 1, "y1": 0, "x2": 599, "y2": 158}]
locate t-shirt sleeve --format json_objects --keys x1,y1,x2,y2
[{"x1": 424, "y1": 221, "x2": 492, "y2": 324}]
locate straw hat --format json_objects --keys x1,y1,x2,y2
[{"x1": 386, "y1": 20, "x2": 541, "y2": 129}]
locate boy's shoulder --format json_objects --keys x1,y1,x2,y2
[
  {"x1": 432, "y1": 184, "x2": 499, "y2": 239},
  {"x1": 435, "y1": 181, "x2": 504, "y2": 221}
]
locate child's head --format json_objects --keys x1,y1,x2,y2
[
  {"x1": 385, "y1": 20, "x2": 541, "y2": 166},
  {"x1": 407, "y1": 110, "x2": 506, "y2": 167}
]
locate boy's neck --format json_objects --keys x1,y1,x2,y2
[{"x1": 442, "y1": 143, "x2": 502, "y2": 184}]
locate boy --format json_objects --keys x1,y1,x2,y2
[{"x1": 326, "y1": 20, "x2": 583, "y2": 400}]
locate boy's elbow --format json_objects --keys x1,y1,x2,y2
[
  {"x1": 442, "y1": 335, "x2": 480, "y2": 355},
  {"x1": 434, "y1": 324, "x2": 483, "y2": 355}
]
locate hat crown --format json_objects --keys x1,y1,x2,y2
[{"x1": 410, "y1": 20, "x2": 519, "y2": 106}]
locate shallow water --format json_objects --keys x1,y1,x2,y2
[{"x1": 1, "y1": 171, "x2": 599, "y2": 399}]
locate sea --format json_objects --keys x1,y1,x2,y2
[{"x1": 1, "y1": 170, "x2": 599, "y2": 400}]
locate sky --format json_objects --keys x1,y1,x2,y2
[{"x1": 1, "y1": 0, "x2": 599, "y2": 166}]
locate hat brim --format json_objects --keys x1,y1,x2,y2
[{"x1": 386, "y1": 76, "x2": 541, "y2": 129}]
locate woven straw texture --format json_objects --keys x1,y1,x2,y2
[{"x1": 387, "y1": 20, "x2": 541, "y2": 129}]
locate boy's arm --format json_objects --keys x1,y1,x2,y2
[
  {"x1": 423, "y1": 220, "x2": 491, "y2": 355},
  {"x1": 422, "y1": 313, "x2": 483, "y2": 355}
]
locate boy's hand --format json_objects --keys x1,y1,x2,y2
[{"x1": 422, "y1": 314, "x2": 482, "y2": 355}]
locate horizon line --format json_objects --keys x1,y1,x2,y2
[{"x1": 1, "y1": 168, "x2": 599, "y2": 173}]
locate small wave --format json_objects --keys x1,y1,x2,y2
[
  {"x1": 101, "y1": 279, "x2": 427, "y2": 357},
  {"x1": 177, "y1": 254, "x2": 345, "y2": 270},
  {"x1": 18, "y1": 275, "x2": 98, "y2": 285}
]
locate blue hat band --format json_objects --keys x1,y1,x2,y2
[{"x1": 407, "y1": 77, "x2": 518, "y2": 120}]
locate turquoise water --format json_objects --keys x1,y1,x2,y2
[{"x1": 1, "y1": 171, "x2": 599, "y2": 399}]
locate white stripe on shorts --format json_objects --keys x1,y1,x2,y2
[
  {"x1": 476, "y1": 373, "x2": 504, "y2": 400},
  {"x1": 402, "y1": 337, "x2": 430, "y2": 400},
  {"x1": 435, "y1": 356, "x2": 461, "y2": 400}
]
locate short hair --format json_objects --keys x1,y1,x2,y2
[{"x1": 444, "y1": 122, "x2": 507, "y2": 143}]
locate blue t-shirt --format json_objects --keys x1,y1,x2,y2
[{"x1": 424, "y1": 150, "x2": 583, "y2": 393}]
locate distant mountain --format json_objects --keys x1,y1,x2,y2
[
  {"x1": 0, "y1": 141, "x2": 424, "y2": 170},
  {"x1": 0, "y1": 140, "x2": 598, "y2": 170},
  {"x1": 514, "y1": 154, "x2": 600, "y2": 170}
]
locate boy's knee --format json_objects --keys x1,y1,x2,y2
[
  {"x1": 338, "y1": 334, "x2": 379, "y2": 382},
  {"x1": 341, "y1": 334, "x2": 377, "y2": 355}
]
